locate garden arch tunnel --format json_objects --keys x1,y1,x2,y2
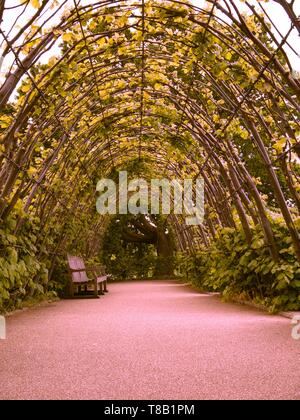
[{"x1": 0, "y1": 0, "x2": 300, "y2": 287}]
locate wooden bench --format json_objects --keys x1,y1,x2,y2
[{"x1": 67, "y1": 255, "x2": 108, "y2": 298}]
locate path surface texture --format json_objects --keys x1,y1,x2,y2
[{"x1": 0, "y1": 280, "x2": 299, "y2": 400}]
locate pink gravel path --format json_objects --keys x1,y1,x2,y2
[{"x1": 0, "y1": 280, "x2": 299, "y2": 400}]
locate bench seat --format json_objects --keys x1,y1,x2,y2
[{"x1": 67, "y1": 255, "x2": 108, "y2": 298}]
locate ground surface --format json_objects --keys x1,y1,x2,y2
[{"x1": 0, "y1": 280, "x2": 299, "y2": 400}]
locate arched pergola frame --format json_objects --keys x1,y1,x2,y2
[{"x1": 0, "y1": 0, "x2": 299, "y2": 267}]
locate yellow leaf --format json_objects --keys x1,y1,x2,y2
[
  {"x1": 30, "y1": 0, "x2": 41, "y2": 8},
  {"x1": 21, "y1": 84, "x2": 31, "y2": 93},
  {"x1": 28, "y1": 91, "x2": 36, "y2": 102},
  {"x1": 174, "y1": 17, "x2": 183, "y2": 23},
  {"x1": 105, "y1": 15, "x2": 115, "y2": 24},
  {"x1": 240, "y1": 130, "x2": 249, "y2": 140},
  {"x1": 225, "y1": 52, "x2": 232, "y2": 61},
  {"x1": 143, "y1": 92, "x2": 151, "y2": 101},
  {"x1": 0, "y1": 115, "x2": 11, "y2": 129},
  {"x1": 100, "y1": 90, "x2": 109, "y2": 100},
  {"x1": 273, "y1": 137, "x2": 287, "y2": 153},
  {"x1": 27, "y1": 167, "x2": 36, "y2": 176},
  {"x1": 116, "y1": 80, "x2": 126, "y2": 90},
  {"x1": 97, "y1": 37, "x2": 107, "y2": 48},
  {"x1": 62, "y1": 33, "x2": 73, "y2": 42},
  {"x1": 89, "y1": 21, "x2": 97, "y2": 31}
]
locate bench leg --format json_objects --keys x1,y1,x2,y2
[
  {"x1": 98, "y1": 282, "x2": 105, "y2": 295},
  {"x1": 104, "y1": 280, "x2": 108, "y2": 293},
  {"x1": 94, "y1": 278, "x2": 98, "y2": 298},
  {"x1": 69, "y1": 281, "x2": 75, "y2": 298}
]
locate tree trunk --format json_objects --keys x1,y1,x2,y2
[{"x1": 155, "y1": 227, "x2": 175, "y2": 278}]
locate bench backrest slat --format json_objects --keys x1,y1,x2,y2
[{"x1": 67, "y1": 255, "x2": 89, "y2": 283}]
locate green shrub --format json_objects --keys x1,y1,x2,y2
[
  {"x1": 0, "y1": 214, "x2": 50, "y2": 313},
  {"x1": 101, "y1": 216, "x2": 157, "y2": 280},
  {"x1": 176, "y1": 219, "x2": 300, "y2": 312}
]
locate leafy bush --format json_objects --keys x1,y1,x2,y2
[
  {"x1": 47, "y1": 255, "x2": 70, "y2": 297},
  {"x1": 176, "y1": 219, "x2": 300, "y2": 312},
  {"x1": 101, "y1": 216, "x2": 157, "y2": 280},
  {"x1": 0, "y1": 214, "x2": 50, "y2": 313}
]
